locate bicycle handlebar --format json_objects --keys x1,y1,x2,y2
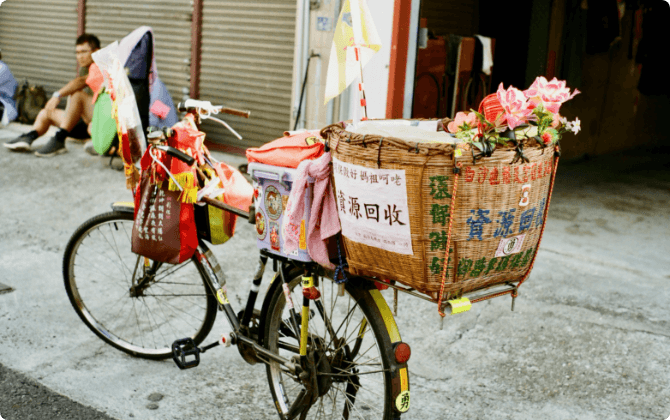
[
  {"x1": 153, "y1": 145, "x2": 196, "y2": 166},
  {"x1": 178, "y1": 99, "x2": 251, "y2": 119}
]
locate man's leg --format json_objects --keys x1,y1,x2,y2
[
  {"x1": 34, "y1": 91, "x2": 90, "y2": 157},
  {"x1": 3, "y1": 107, "x2": 64, "y2": 151}
]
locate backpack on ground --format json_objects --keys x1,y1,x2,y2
[{"x1": 14, "y1": 81, "x2": 47, "y2": 124}]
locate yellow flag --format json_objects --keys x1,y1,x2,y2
[{"x1": 324, "y1": 0, "x2": 382, "y2": 105}]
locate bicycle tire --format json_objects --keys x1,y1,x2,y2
[
  {"x1": 63, "y1": 211, "x2": 217, "y2": 360},
  {"x1": 263, "y1": 269, "x2": 408, "y2": 419}
]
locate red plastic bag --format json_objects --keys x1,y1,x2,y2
[
  {"x1": 211, "y1": 160, "x2": 254, "y2": 213},
  {"x1": 245, "y1": 131, "x2": 324, "y2": 168}
]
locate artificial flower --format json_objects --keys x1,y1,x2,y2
[
  {"x1": 496, "y1": 83, "x2": 534, "y2": 129},
  {"x1": 523, "y1": 76, "x2": 580, "y2": 114},
  {"x1": 447, "y1": 111, "x2": 477, "y2": 133},
  {"x1": 551, "y1": 113, "x2": 562, "y2": 128},
  {"x1": 541, "y1": 132, "x2": 553, "y2": 145},
  {"x1": 570, "y1": 117, "x2": 581, "y2": 134}
]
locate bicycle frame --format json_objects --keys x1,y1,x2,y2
[
  {"x1": 191, "y1": 237, "x2": 324, "y2": 375},
  {"x1": 146, "y1": 105, "x2": 410, "y2": 418}
]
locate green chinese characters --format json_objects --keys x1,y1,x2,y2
[
  {"x1": 430, "y1": 247, "x2": 535, "y2": 278},
  {"x1": 429, "y1": 175, "x2": 452, "y2": 254}
]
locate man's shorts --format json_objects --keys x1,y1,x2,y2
[{"x1": 69, "y1": 120, "x2": 89, "y2": 140}]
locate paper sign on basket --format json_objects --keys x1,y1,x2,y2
[
  {"x1": 495, "y1": 233, "x2": 526, "y2": 257},
  {"x1": 333, "y1": 157, "x2": 413, "y2": 255}
]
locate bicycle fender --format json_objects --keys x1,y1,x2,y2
[
  {"x1": 368, "y1": 288, "x2": 411, "y2": 414},
  {"x1": 111, "y1": 201, "x2": 134, "y2": 213}
]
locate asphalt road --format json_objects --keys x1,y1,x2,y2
[
  {"x1": 1, "y1": 123, "x2": 669, "y2": 420},
  {"x1": 0, "y1": 363, "x2": 114, "y2": 420}
]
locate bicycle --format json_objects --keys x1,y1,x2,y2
[{"x1": 63, "y1": 100, "x2": 412, "y2": 419}]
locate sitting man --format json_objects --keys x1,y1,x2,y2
[{"x1": 3, "y1": 34, "x2": 100, "y2": 157}]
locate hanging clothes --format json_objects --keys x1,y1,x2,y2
[
  {"x1": 0, "y1": 59, "x2": 18, "y2": 125},
  {"x1": 118, "y1": 26, "x2": 179, "y2": 130},
  {"x1": 283, "y1": 151, "x2": 340, "y2": 269}
]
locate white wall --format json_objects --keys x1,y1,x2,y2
[
  {"x1": 344, "y1": 0, "x2": 393, "y2": 121},
  {"x1": 295, "y1": 0, "x2": 394, "y2": 129}
]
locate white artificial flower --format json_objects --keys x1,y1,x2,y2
[
  {"x1": 559, "y1": 116, "x2": 568, "y2": 126},
  {"x1": 570, "y1": 117, "x2": 581, "y2": 134}
]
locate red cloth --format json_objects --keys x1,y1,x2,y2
[
  {"x1": 86, "y1": 63, "x2": 104, "y2": 103},
  {"x1": 246, "y1": 131, "x2": 324, "y2": 168}
]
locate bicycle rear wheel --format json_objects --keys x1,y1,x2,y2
[
  {"x1": 63, "y1": 211, "x2": 217, "y2": 359},
  {"x1": 263, "y1": 269, "x2": 408, "y2": 419}
]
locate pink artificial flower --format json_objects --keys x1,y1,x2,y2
[
  {"x1": 447, "y1": 111, "x2": 478, "y2": 133},
  {"x1": 541, "y1": 132, "x2": 553, "y2": 145},
  {"x1": 524, "y1": 76, "x2": 580, "y2": 114},
  {"x1": 496, "y1": 83, "x2": 534, "y2": 129},
  {"x1": 551, "y1": 113, "x2": 562, "y2": 128}
]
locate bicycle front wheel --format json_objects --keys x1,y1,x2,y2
[
  {"x1": 263, "y1": 269, "x2": 407, "y2": 419},
  {"x1": 63, "y1": 211, "x2": 217, "y2": 359}
]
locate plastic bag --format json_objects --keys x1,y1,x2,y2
[{"x1": 92, "y1": 42, "x2": 145, "y2": 165}]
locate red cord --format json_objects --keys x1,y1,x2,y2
[{"x1": 438, "y1": 162, "x2": 462, "y2": 316}]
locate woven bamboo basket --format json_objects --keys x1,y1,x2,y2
[{"x1": 322, "y1": 121, "x2": 559, "y2": 306}]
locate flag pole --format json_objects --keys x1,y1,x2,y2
[{"x1": 354, "y1": 45, "x2": 368, "y2": 121}]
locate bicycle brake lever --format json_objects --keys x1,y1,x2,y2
[{"x1": 171, "y1": 337, "x2": 201, "y2": 369}]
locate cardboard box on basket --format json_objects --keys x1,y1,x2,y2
[{"x1": 248, "y1": 162, "x2": 314, "y2": 262}]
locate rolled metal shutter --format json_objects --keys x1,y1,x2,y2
[
  {"x1": 0, "y1": 0, "x2": 79, "y2": 94},
  {"x1": 199, "y1": 0, "x2": 297, "y2": 149},
  {"x1": 85, "y1": 0, "x2": 192, "y2": 110}
]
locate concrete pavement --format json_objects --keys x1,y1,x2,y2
[{"x1": 0, "y1": 122, "x2": 669, "y2": 420}]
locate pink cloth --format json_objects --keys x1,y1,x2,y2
[{"x1": 283, "y1": 151, "x2": 340, "y2": 268}]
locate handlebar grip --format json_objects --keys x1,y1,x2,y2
[
  {"x1": 219, "y1": 107, "x2": 251, "y2": 119},
  {"x1": 154, "y1": 145, "x2": 196, "y2": 166}
]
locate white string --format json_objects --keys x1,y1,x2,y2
[
  {"x1": 204, "y1": 115, "x2": 243, "y2": 140},
  {"x1": 149, "y1": 146, "x2": 183, "y2": 191}
]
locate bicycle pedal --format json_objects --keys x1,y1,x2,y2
[{"x1": 171, "y1": 337, "x2": 200, "y2": 370}]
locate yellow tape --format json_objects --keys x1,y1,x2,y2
[
  {"x1": 112, "y1": 201, "x2": 134, "y2": 208},
  {"x1": 301, "y1": 276, "x2": 314, "y2": 288},
  {"x1": 299, "y1": 220, "x2": 307, "y2": 250},
  {"x1": 300, "y1": 305, "x2": 309, "y2": 356},
  {"x1": 400, "y1": 367, "x2": 408, "y2": 391},
  {"x1": 216, "y1": 288, "x2": 229, "y2": 305},
  {"x1": 448, "y1": 297, "x2": 472, "y2": 315},
  {"x1": 357, "y1": 318, "x2": 368, "y2": 339},
  {"x1": 369, "y1": 289, "x2": 401, "y2": 343}
]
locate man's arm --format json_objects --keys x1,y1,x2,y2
[
  {"x1": 44, "y1": 75, "x2": 88, "y2": 111},
  {"x1": 54, "y1": 75, "x2": 88, "y2": 98}
]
